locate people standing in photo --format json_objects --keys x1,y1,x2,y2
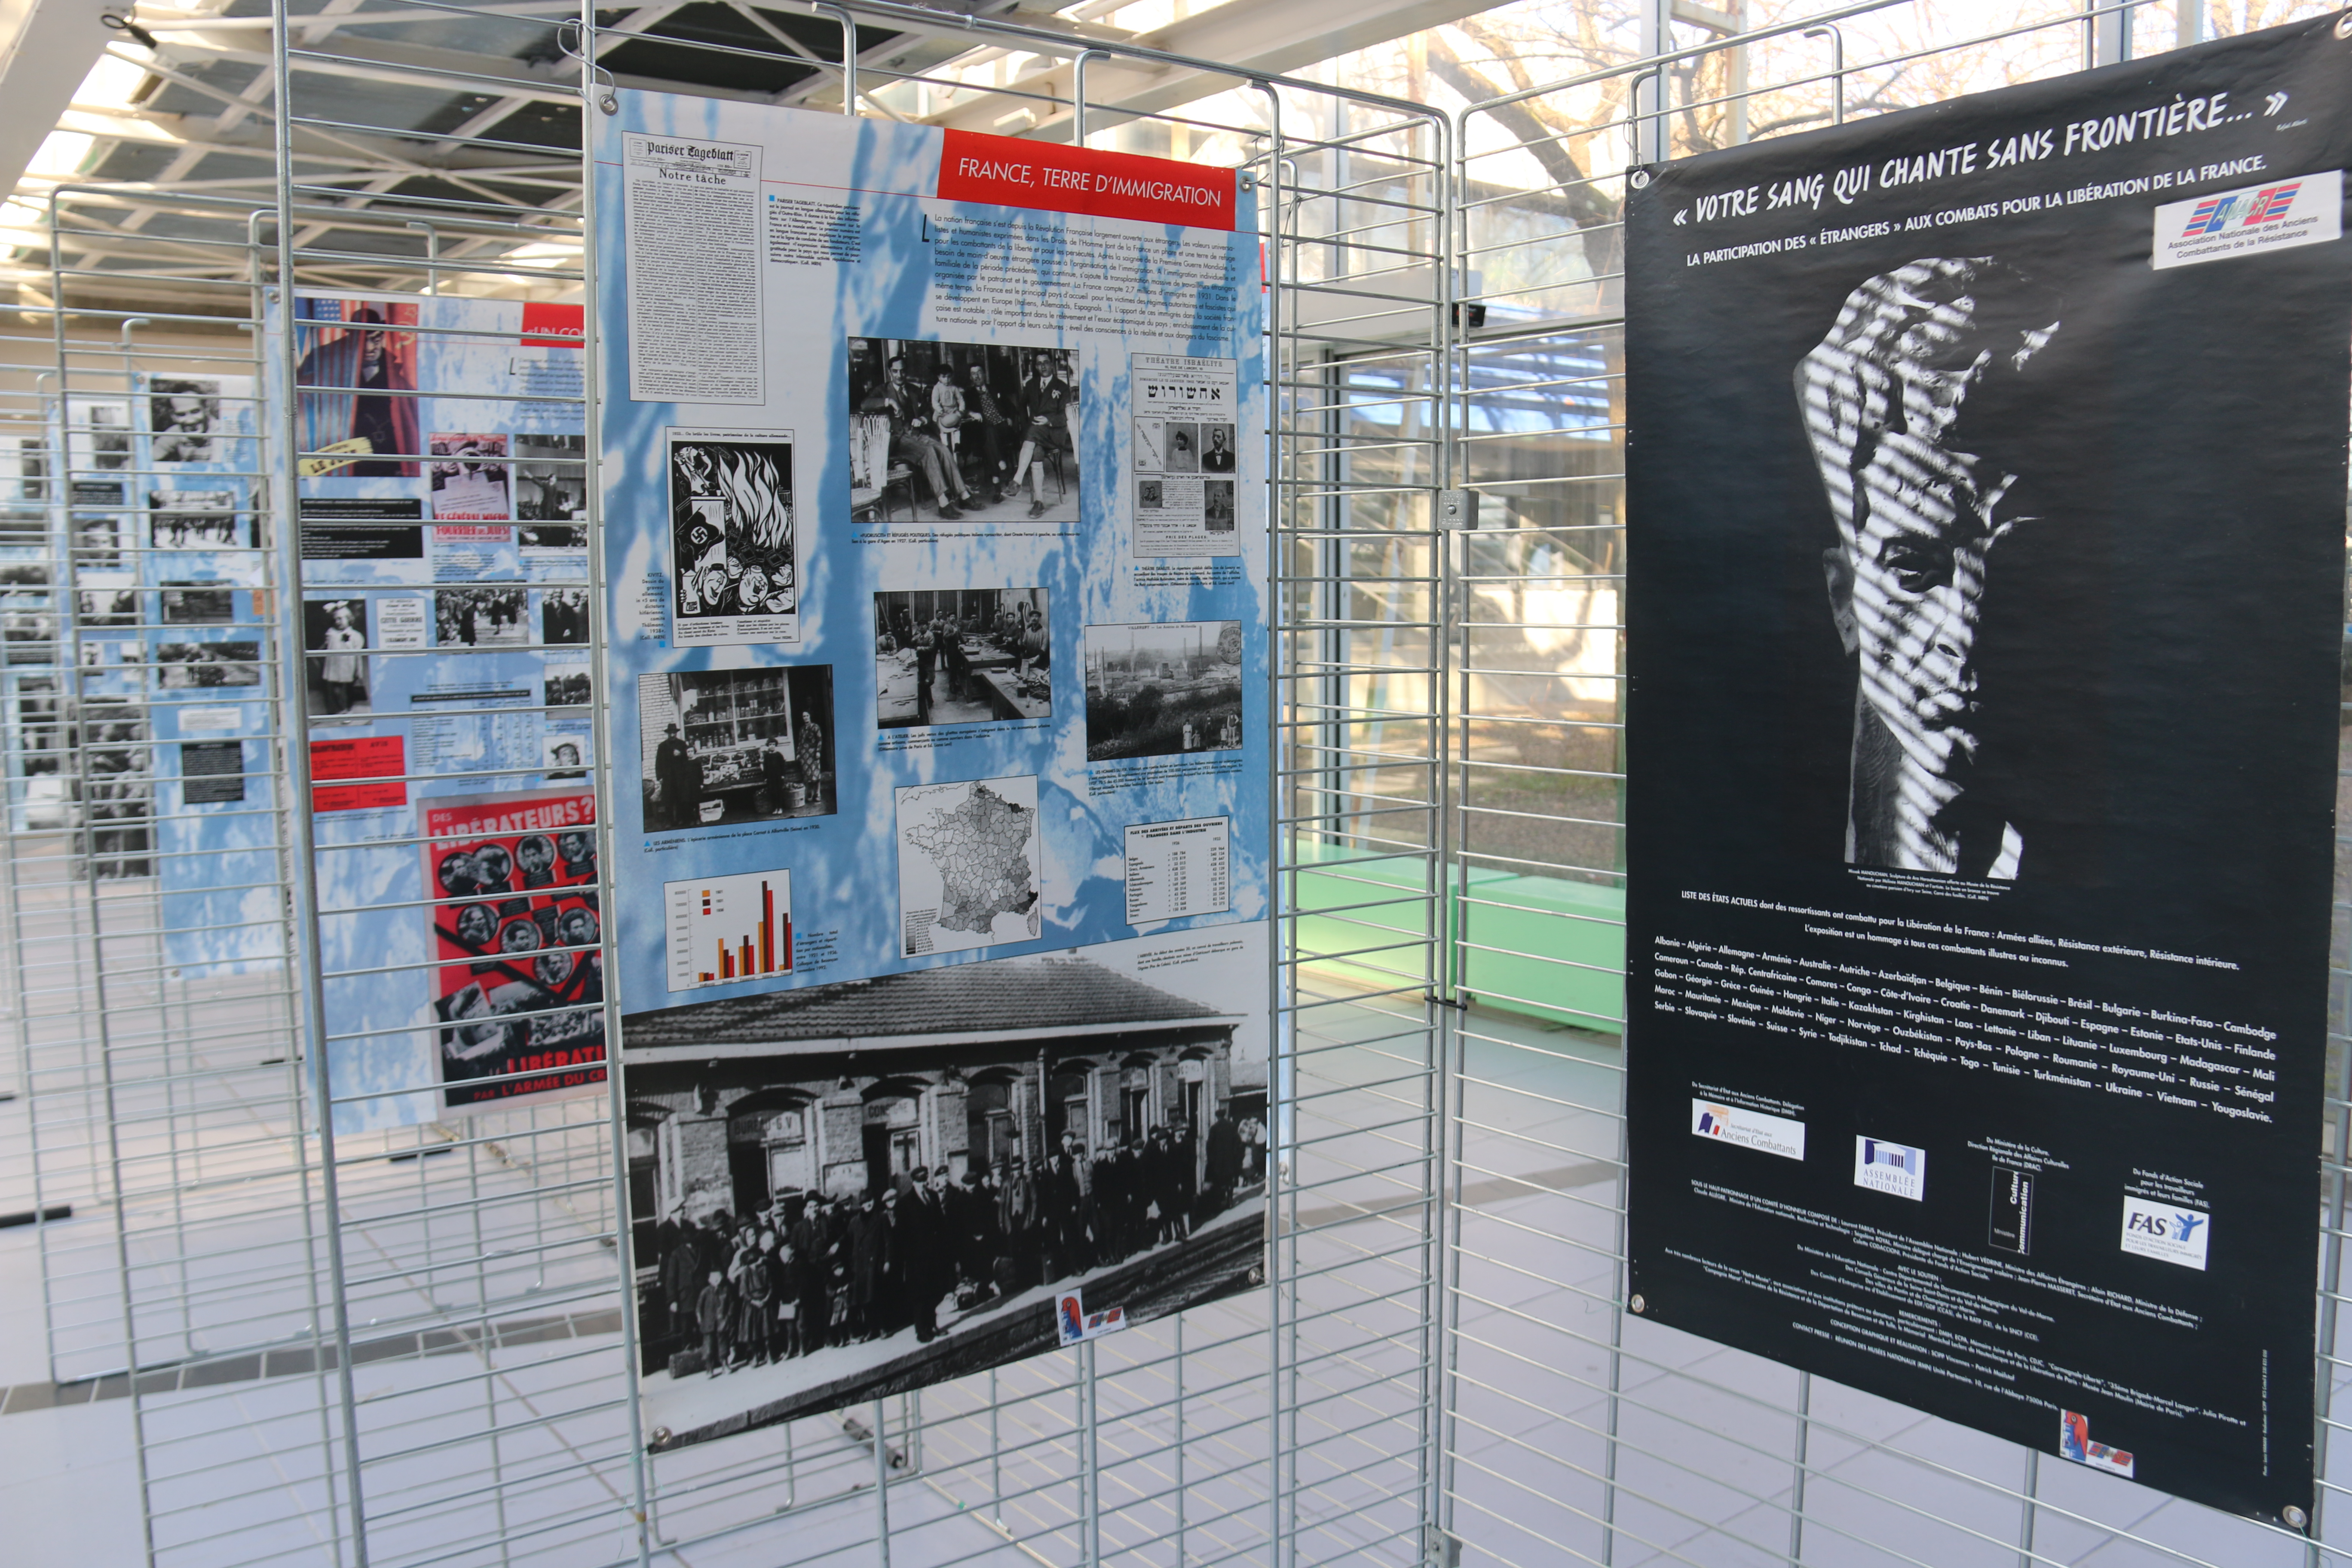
[
  {"x1": 761, "y1": 736, "x2": 789, "y2": 814},
  {"x1": 930, "y1": 365, "x2": 968, "y2": 493},
  {"x1": 1018, "y1": 604, "x2": 1050, "y2": 676},
  {"x1": 848, "y1": 1193, "x2": 886, "y2": 1342},
  {"x1": 695, "y1": 1268, "x2": 731, "y2": 1376},
  {"x1": 313, "y1": 602, "x2": 367, "y2": 714},
  {"x1": 1205, "y1": 1109, "x2": 1243, "y2": 1215},
  {"x1": 796, "y1": 709, "x2": 824, "y2": 802},
  {"x1": 662, "y1": 1221, "x2": 702, "y2": 1359},
  {"x1": 914, "y1": 620, "x2": 937, "y2": 725},
  {"x1": 654, "y1": 722, "x2": 697, "y2": 829}
]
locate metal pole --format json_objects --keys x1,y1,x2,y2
[
  {"x1": 2017, "y1": 1447, "x2": 2040, "y2": 1568},
  {"x1": 576, "y1": 12, "x2": 658, "y2": 1559},
  {"x1": 1788, "y1": 1371, "x2": 1811, "y2": 1564},
  {"x1": 1805, "y1": 25, "x2": 1845, "y2": 126},
  {"x1": 1249, "y1": 72, "x2": 1287, "y2": 1568},
  {"x1": 270, "y1": 0, "x2": 374, "y2": 1555},
  {"x1": 1073, "y1": 48, "x2": 1112, "y2": 148},
  {"x1": 807, "y1": 3, "x2": 858, "y2": 114},
  {"x1": 873, "y1": 1396, "x2": 893, "y2": 1568}
]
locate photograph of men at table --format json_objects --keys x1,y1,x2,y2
[{"x1": 873, "y1": 588, "x2": 1052, "y2": 729}]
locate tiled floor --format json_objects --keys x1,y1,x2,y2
[{"x1": 3, "y1": 965, "x2": 2342, "y2": 1566}]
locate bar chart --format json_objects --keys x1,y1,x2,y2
[{"x1": 663, "y1": 867, "x2": 793, "y2": 992}]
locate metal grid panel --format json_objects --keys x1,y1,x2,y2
[
  {"x1": 0, "y1": 3, "x2": 1463, "y2": 1564},
  {"x1": 1442, "y1": 4, "x2": 2352, "y2": 1567}
]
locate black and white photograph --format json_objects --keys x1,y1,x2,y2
[
  {"x1": 303, "y1": 597, "x2": 370, "y2": 715},
  {"x1": 72, "y1": 511, "x2": 124, "y2": 566},
  {"x1": 544, "y1": 734, "x2": 588, "y2": 779},
  {"x1": 515, "y1": 432, "x2": 587, "y2": 537},
  {"x1": 849, "y1": 339, "x2": 1078, "y2": 525},
  {"x1": 162, "y1": 582, "x2": 234, "y2": 625},
  {"x1": 667, "y1": 428, "x2": 798, "y2": 647},
  {"x1": 1619, "y1": 20, "x2": 2352, "y2": 1522},
  {"x1": 1203, "y1": 479, "x2": 1234, "y2": 534},
  {"x1": 541, "y1": 588, "x2": 590, "y2": 645},
  {"x1": 1137, "y1": 478, "x2": 1162, "y2": 511},
  {"x1": 155, "y1": 640, "x2": 262, "y2": 690},
  {"x1": 622, "y1": 936, "x2": 1267, "y2": 1442},
  {"x1": 873, "y1": 587, "x2": 1050, "y2": 728},
  {"x1": 1083, "y1": 622, "x2": 1243, "y2": 762},
  {"x1": 148, "y1": 377, "x2": 224, "y2": 463},
  {"x1": 435, "y1": 586, "x2": 530, "y2": 646},
  {"x1": 428, "y1": 433, "x2": 512, "y2": 521},
  {"x1": 69, "y1": 398, "x2": 131, "y2": 475},
  {"x1": 84, "y1": 698, "x2": 151, "y2": 878},
  {"x1": 639, "y1": 665, "x2": 835, "y2": 831},
  {"x1": 1199, "y1": 423, "x2": 1236, "y2": 473},
  {"x1": 149, "y1": 489, "x2": 243, "y2": 550},
  {"x1": 545, "y1": 669, "x2": 591, "y2": 708},
  {"x1": 77, "y1": 579, "x2": 138, "y2": 629}
]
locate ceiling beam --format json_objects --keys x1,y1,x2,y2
[
  {"x1": 0, "y1": 0, "x2": 112, "y2": 199},
  {"x1": 914, "y1": 0, "x2": 1496, "y2": 138}
]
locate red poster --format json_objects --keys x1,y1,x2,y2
[
  {"x1": 421, "y1": 787, "x2": 605, "y2": 1109},
  {"x1": 310, "y1": 734, "x2": 406, "y2": 812},
  {"x1": 935, "y1": 129, "x2": 1237, "y2": 231},
  {"x1": 520, "y1": 301, "x2": 585, "y2": 347}
]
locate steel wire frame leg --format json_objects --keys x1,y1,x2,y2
[{"x1": 576, "y1": 15, "x2": 659, "y2": 1559}]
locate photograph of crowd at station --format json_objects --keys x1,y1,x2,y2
[
  {"x1": 873, "y1": 586, "x2": 1051, "y2": 728},
  {"x1": 622, "y1": 954, "x2": 1267, "y2": 1436},
  {"x1": 639, "y1": 664, "x2": 835, "y2": 831},
  {"x1": 1083, "y1": 620, "x2": 1244, "y2": 762},
  {"x1": 848, "y1": 337, "x2": 1078, "y2": 525}
]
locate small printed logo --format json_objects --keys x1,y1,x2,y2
[
  {"x1": 1055, "y1": 1289, "x2": 1128, "y2": 1346},
  {"x1": 1689, "y1": 1098, "x2": 1806, "y2": 1161},
  {"x1": 1853, "y1": 1136, "x2": 1925, "y2": 1201},
  {"x1": 2058, "y1": 1410, "x2": 2136, "y2": 1479},
  {"x1": 2119, "y1": 1196, "x2": 2210, "y2": 1271},
  {"x1": 2154, "y1": 169, "x2": 2340, "y2": 269},
  {"x1": 2183, "y1": 182, "x2": 2302, "y2": 237},
  {"x1": 1988, "y1": 1167, "x2": 2035, "y2": 1254}
]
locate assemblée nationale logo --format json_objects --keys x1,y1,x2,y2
[{"x1": 1852, "y1": 1136, "x2": 1926, "y2": 1201}]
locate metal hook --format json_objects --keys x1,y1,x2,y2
[
  {"x1": 556, "y1": 20, "x2": 618, "y2": 115},
  {"x1": 1072, "y1": 48, "x2": 1111, "y2": 147},
  {"x1": 806, "y1": 4, "x2": 858, "y2": 116}
]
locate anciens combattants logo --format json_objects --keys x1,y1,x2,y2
[
  {"x1": 2119, "y1": 1195, "x2": 2210, "y2": 1270},
  {"x1": 1852, "y1": 1136, "x2": 1926, "y2": 1201},
  {"x1": 1688, "y1": 1098, "x2": 1805, "y2": 1161},
  {"x1": 2153, "y1": 168, "x2": 2341, "y2": 270}
]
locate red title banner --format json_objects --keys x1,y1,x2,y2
[{"x1": 935, "y1": 129, "x2": 1237, "y2": 232}]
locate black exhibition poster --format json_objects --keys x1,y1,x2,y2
[{"x1": 1623, "y1": 13, "x2": 2352, "y2": 1526}]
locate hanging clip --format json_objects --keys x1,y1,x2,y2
[
  {"x1": 557, "y1": 20, "x2": 619, "y2": 115},
  {"x1": 100, "y1": 10, "x2": 160, "y2": 49}
]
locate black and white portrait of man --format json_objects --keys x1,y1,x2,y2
[{"x1": 1795, "y1": 257, "x2": 2064, "y2": 882}]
